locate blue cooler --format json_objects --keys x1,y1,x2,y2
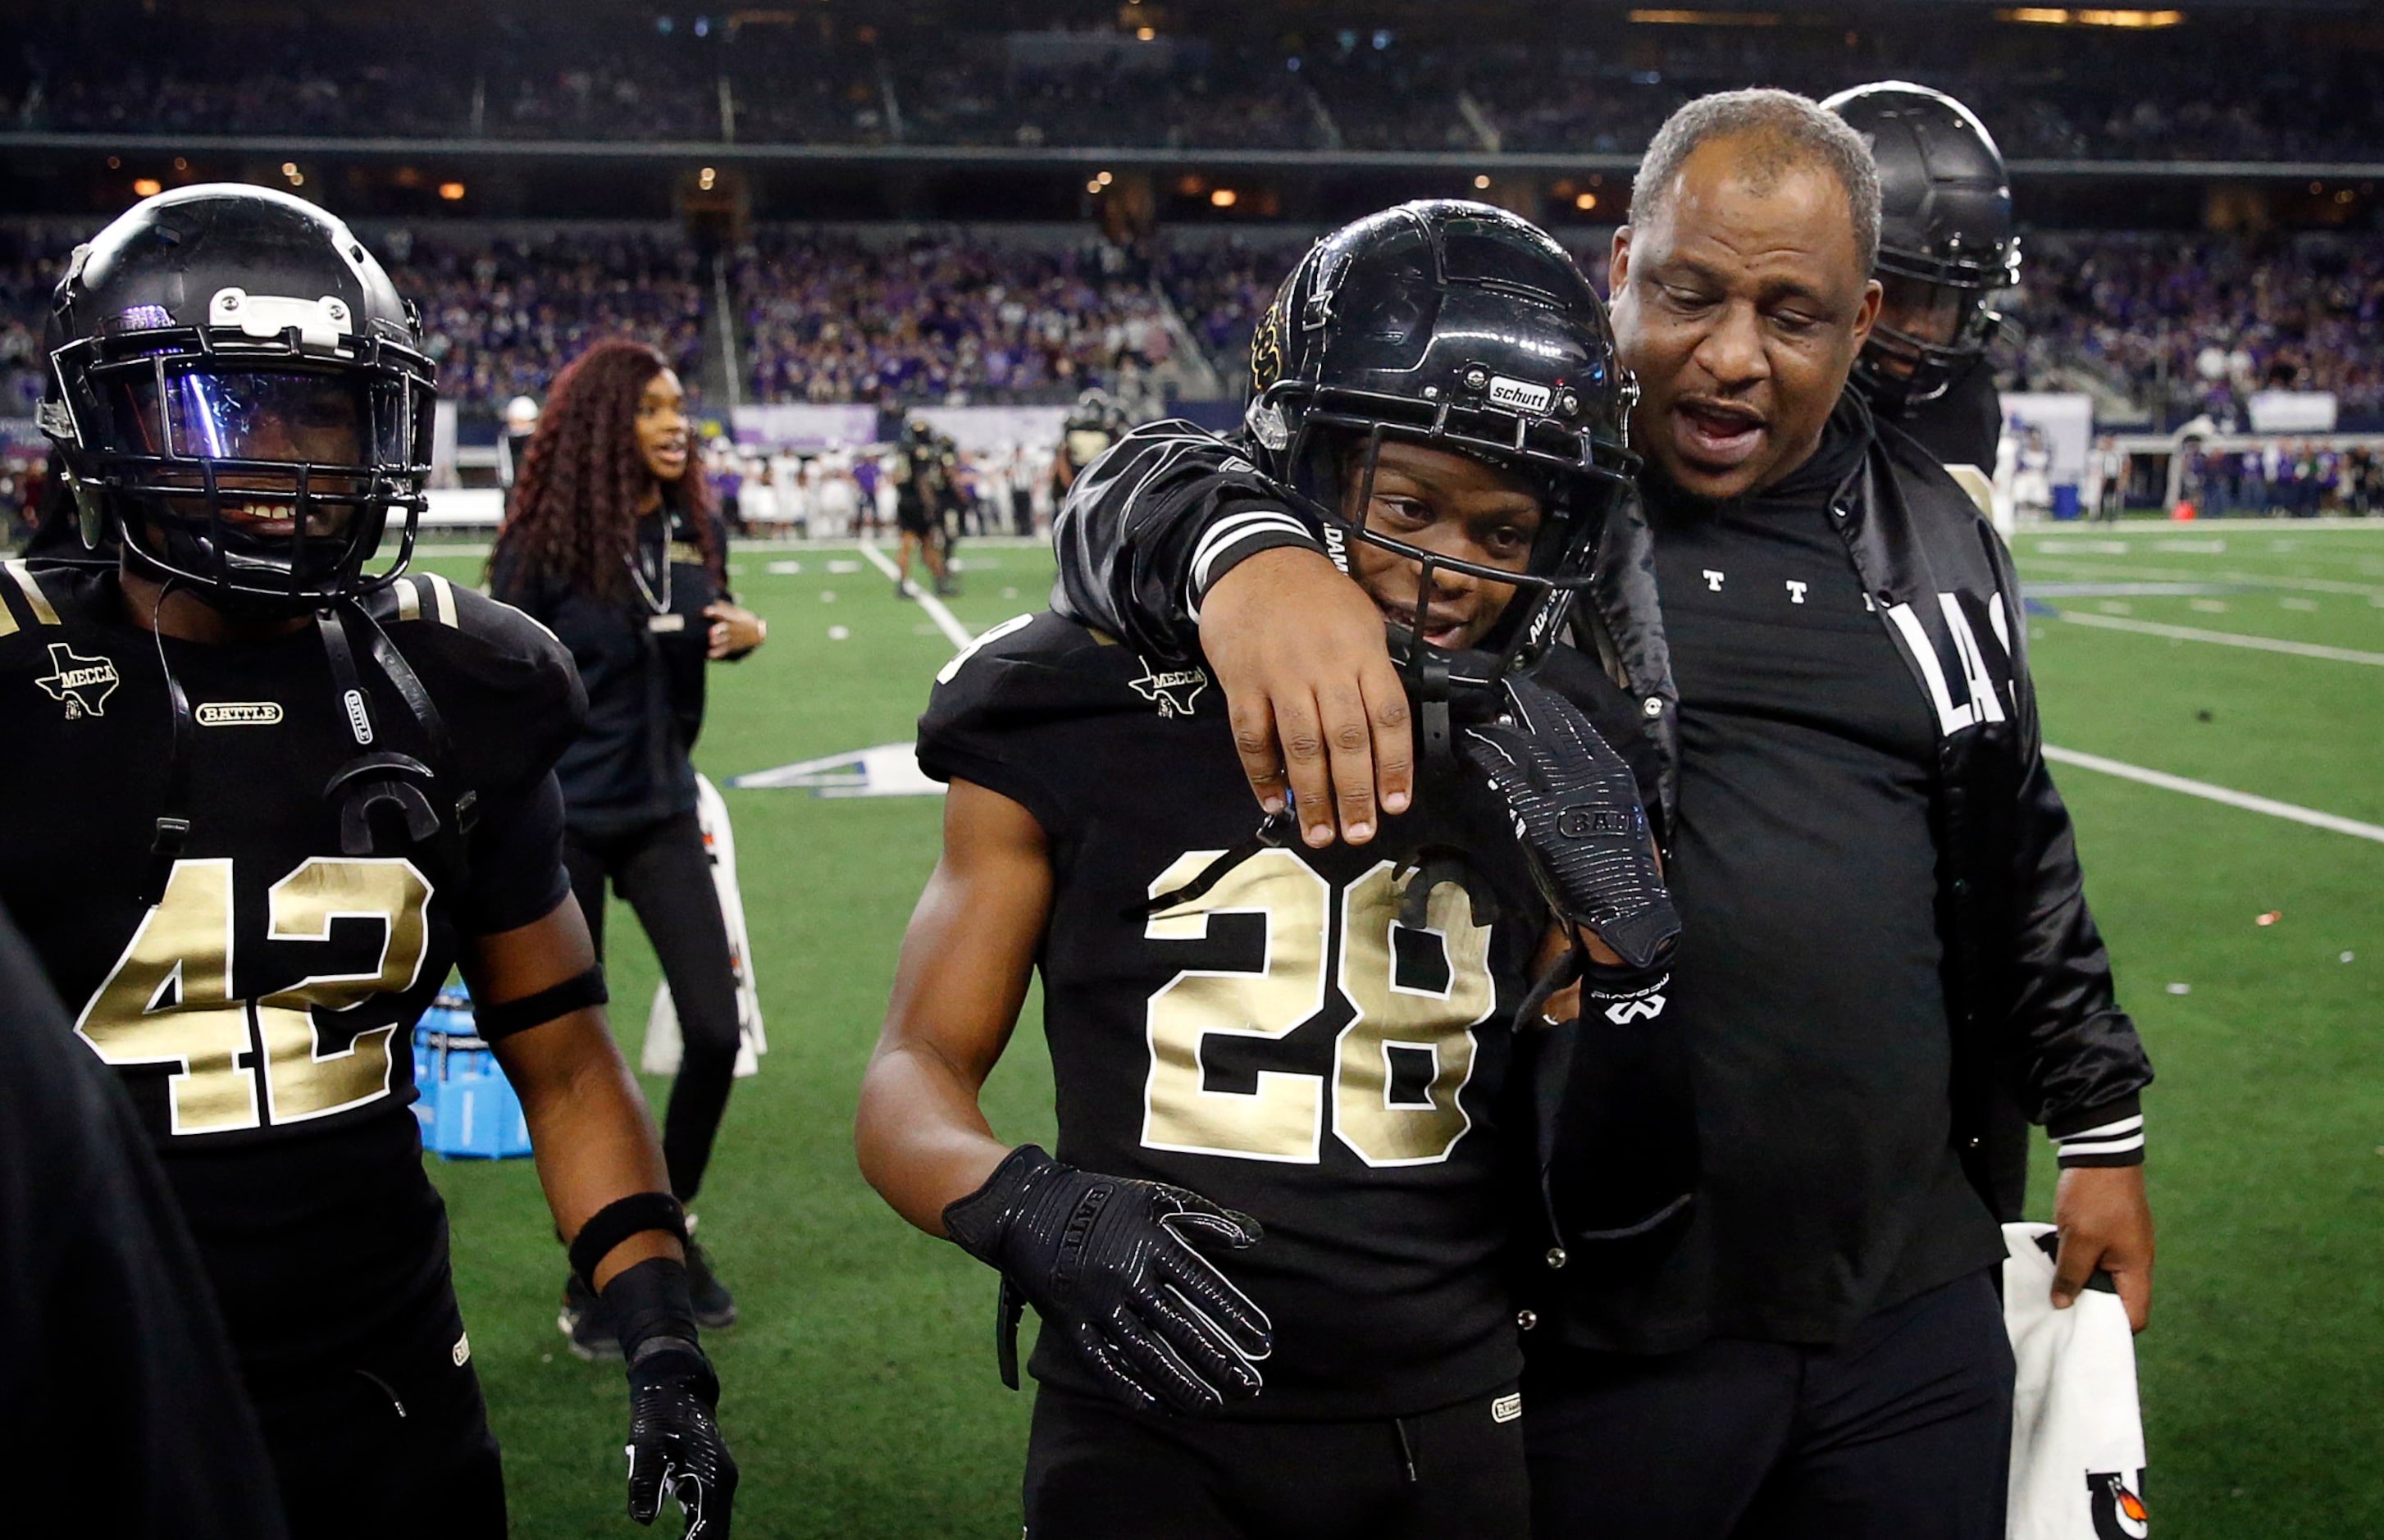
[{"x1": 413, "y1": 984, "x2": 534, "y2": 1160}]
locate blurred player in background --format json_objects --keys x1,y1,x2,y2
[
  {"x1": 891, "y1": 414, "x2": 957, "y2": 598},
  {"x1": 1822, "y1": 83, "x2": 2019, "y2": 494},
  {"x1": 495, "y1": 394, "x2": 539, "y2": 494},
  {"x1": 12, "y1": 185, "x2": 734, "y2": 1539},
  {"x1": 490, "y1": 339, "x2": 767, "y2": 1351},
  {"x1": 1049, "y1": 387, "x2": 1125, "y2": 503}
]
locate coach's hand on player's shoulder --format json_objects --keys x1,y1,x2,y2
[
  {"x1": 1199, "y1": 546, "x2": 1413, "y2": 850},
  {"x1": 944, "y1": 1144, "x2": 1272, "y2": 1415},
  {"x1": 2051, "y1": 1164, "x2": 2154, "y2": 1333}
]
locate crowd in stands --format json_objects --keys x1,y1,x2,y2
[
  {"x1": 2003, "y1": 235, "x2": 2384, "y2": 428},
  {"x1": 11, "y1": 7, "x2": 2384, "y2": 162},
  {"x1": 8, "y1": 216, "x2": 2384, "y2": 435},
  {"x1": 387, "y1": 230, "x2": 709, "y2": 409},
  {"x1": 734, "y1": 234, "x2": 1181, "y2": 406}
]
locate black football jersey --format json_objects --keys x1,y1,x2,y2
[
  {"x1": 919, "y1": 611, "x2": 1588, "y2": 1419},
  {"x1": 0, "y1": 561, "x2": 584, "y2": 1387}
]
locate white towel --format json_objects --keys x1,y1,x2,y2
[{"x1": 2002, "y1": 1222, "x2": 2148, "y2": 1540}]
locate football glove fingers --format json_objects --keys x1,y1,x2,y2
[
  {"x1": 945, "y1": 1146, "x2": 1272, "y2": 1415},
  {"x1": 1461, "y1": 674, "x2": 1679, "y2": 972},
  {"x1": 625, "y1": 1344, "x2": 739, "y2": 1538}
]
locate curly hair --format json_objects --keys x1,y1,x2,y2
[{"x1": 489, "y1": 339, "x2": 719, "y2": 600}]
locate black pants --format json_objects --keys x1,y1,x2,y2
[
  {"x1": 1526, "y1": 1272, "x2": 2013, "y2": 1540},
  {"x1": 1023, "y1": 1381, "x2": 1529, "y2": 1540},
  {"x1": 253, "y1": 1305, "x2": 505, "y2": 1540},
  {"x1": 564, "y1": 810, "x2": 742, "y2": 1201}
]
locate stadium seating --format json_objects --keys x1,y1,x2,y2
[{"x1": 8, "y1": 11, "x2": 2383, "y2": 162}]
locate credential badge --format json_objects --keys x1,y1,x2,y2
[
  {"x1": 1129, "y1": 658, "x2": 1209, "y2": 718},
  {"x1": 34, "y1": 642, "x2": 120, "y2": 720}
]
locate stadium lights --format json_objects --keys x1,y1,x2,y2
[
  {"x1": 1211, "y1": 188, "x2": 1238, "y2": 207},
  {"x1": 1137, "y1": 25, "x2": 1156, "y2": 39},
  {"x1": 1098, "y1": 171, "x2": 1114, "y2": 185},
  {"x1": 281, "y1": 162, "x2": 304, "y2": 188},
  {"x1": 1627, "y1": 10, "x2": 1782, "y2": 25},
  {"x1": 134, "y1": 177, "x2": 163, "y2": 196},
  {"x1": 174, "y1": 157, "x2": 188, "y2": 171},
  {"x1": 1575, "y1": 192, "x2": 1599, "y2": 211},
  {"x1": 439, "y1": 181, "x2": 467, "y2": 201},
  {"x1": 107, "y1": 156, "x2": 121, "y2": 169},
  {"x1": 1087, "y1": 179, "x2": 1104, "y2": 194},
  {"x1": 700, "y1": 166, "x2": 718, "y2": 190},
  {"x1": 1994, "y1": 7, "x2": 2183, "y2": 24},
  {"x1": 1475, "y1": 174, "x2": 1492, "y2": 189}
]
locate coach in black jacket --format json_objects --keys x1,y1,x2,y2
[{"x1": 1050, "y1": 90, "x2": 2151, "y2": 1540}]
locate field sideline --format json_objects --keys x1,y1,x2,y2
[{"x1": 408, "y1": 521, "x2": 2384, "y2": 1539}]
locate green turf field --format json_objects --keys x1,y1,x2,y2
[{"x1": 411, "y1": 522, "x2": 2384, "y2": 1539}]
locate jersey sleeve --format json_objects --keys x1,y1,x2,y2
[
  {"x1": 915, "y1": 613, "x2": 1107, "y2": 840},
  {"x1": 455, "y1": 771, "x2": 575, "y2": 937},
  {"x1": 1050, "y1": 421, "x2": 1324, "y2": 663}
]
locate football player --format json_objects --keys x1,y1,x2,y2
[
  {"x1": 1049, "y1": 386, "x2": 1126, "y2": 501},
  {"x1": 891, "y1": 415, "x2": 957, "y2": 599},
  {"x1": 856, "y1": 202, "x2": 1684, "y2": 1539},
  {"x1": 1821, "y1": 82, "x2": 2020, "y2": 490},
  {"x1": 5, "y1": 185, "x2": 734, "y2": 1539}
]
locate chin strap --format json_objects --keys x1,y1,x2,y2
[{"x1": 141, "y1": 579, "x2": 196, "y2": 909}]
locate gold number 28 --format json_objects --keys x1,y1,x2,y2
[{"x1": 1141, "y1": 850, "x2": 1493, "y2": 1169}]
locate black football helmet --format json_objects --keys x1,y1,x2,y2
[
  {"x1": 1243, "y1": 200, "x2": 1637, "y2": 677},
  {"x1": 39, "y1": 185, "x2": 435, "y2": 609},
  {"x1": 1823, "y1": 82, "x2": 2021, "y2": 413}
]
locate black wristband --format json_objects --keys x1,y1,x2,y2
[
  {"x1": 475, "y1": 964, "x2": 609, "y2": 1041},
  {"x1": 601, "y1": 1255, "x2": 700, "y2": 1361},
  {"x1": 569, "y1": 1191, "x2": 688, "y2": 1287}
]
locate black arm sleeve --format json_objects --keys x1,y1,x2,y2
[
  {"x1": 1050, "y1": 421, "x2": 1324, "y2": 663},
  {"x1": 0, "y1": 909, "x2": 290, "y2": 1540}
]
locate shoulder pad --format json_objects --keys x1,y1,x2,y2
[
  {"x1": 366, "y1": 575, "x2": 586, "y2": 789},
  {"x1": 918, "y1": 612, "x2": 1163, "y2": 781}
]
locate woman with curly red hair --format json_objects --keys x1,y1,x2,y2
[{"x1": 490, "y1": 340, "x2": 764, "y2": 1351}]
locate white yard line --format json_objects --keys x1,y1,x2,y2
[
  {"x1": 2024, "y1": 557, "x2": 2384, "y2": 601},
  {"x1": 2044, "y1": 746, "x2": 2384, "y2": 845},
  {"x1": 2056, "y1": 610, "x2": 2384, "y2": 667},
  {"x1": 855, "y1": 539, "x2": 975, "y2": 649}
]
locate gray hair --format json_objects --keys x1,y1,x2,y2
[{"x1": 1631, "y1": 89, "x2": 1882, "y2": 277}]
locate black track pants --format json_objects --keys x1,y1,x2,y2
[
  {"x1": 564, "y1": 809, "x2": 742, "y2": 1201},
  {"x1": 1023, "y1": 1380, "x2": 1530, "y2": 1540},
  {"x1": 1526, "y1": 1272, "x2": 2014, "y2": 1540}
]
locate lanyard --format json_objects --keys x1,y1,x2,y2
[{"x1": 627, "y1": 529, "x2": 673, "y2": 617}]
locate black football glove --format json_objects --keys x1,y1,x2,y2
[
  {"x1": 604, "y1": 1258, "x2": 738, "y2": 1538},
  {"x1": 944, "y1": 1145, "x2": 1271, "y2": 1415},
  {"x1": 1459, "y1": 673, "x2": 1680, "y2": 975}
]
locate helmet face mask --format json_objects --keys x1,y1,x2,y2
[
  {"x1": 40, "y1": 185, "x2": 436, "y2": 612},
  {"x1": 1243, "y1": 201, "x2": 1639, "y2": 683}
]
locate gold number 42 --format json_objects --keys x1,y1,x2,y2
[
  {"x1": 75, "y1": 856, "x2": 435, "y2": 1136},
  {"x1": 1141, "y1": 849, "x2": 1494, "y2": 1169}
]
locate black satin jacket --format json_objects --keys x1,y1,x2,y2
[{"x1": 1050, "y1": 404, "x2": 2153, "y2": 1214}]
